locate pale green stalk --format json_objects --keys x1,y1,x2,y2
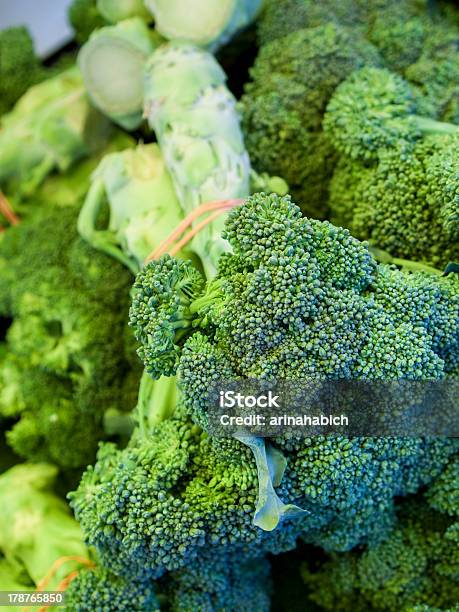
[
  {"x1": 78, "y1": 18, "x2": 158, "y2": 129},
  {"x1": 145, "y1": 0, "x2": 264, "y2": 50}
]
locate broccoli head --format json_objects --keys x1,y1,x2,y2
[
  {"x1": 160, "y1": 550, "x2": 272, "y2": 611},
  {"x1": 70, "y1": 405, "x2": 304, "y2": 580},
  {"x1": 66, "y1": 565, "x2": 159, "y2": 611},
  {"x1": 126, "y1": 192, "x2": 458, "y2": 559},
  {"x1": 323, "y1": 67, "x2": 457, "y2": 162},
  {"x1": 0, "y1": 206, "x2": 140, "y2": 469},
  {"x1": 328, "y1": 134, "x2": 459, "y2": 267},
  {"x1": 240, "y1": 25, "x2": 381, "y2": 217},
  {"x1": 0, "y1": 27, "x2": 44, "y2": 116},
  {"x1": 66, "y1": 547, "x2": 271, "y2": 611},
  {"x1": 303, "y1": 453, "x2": 459, "y2": 610}
]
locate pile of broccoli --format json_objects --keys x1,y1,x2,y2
[{"x1": 0, "y1": 0, "x2": 458, "y2": 609}]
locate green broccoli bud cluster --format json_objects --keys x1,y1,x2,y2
[
  {"x1": 324, "y1": 67, "x2": 458, "y2": 162},
  {"x1": 0, "y1": 27, "x2": 45, "y2": 116},
  {"x1": 302, "y1": 452, "x2": 459, "y2": 610},
  {"x1": 66, "y1": 566, "x2": 159, "y2": 611},
  {"x1": 328, "y1": 134, "x2": 459, "y2": 267},
  {"x1": 0, "y1": 207, "x2": 140, "y2": 469},
  {"x1": 240, "y1": 25, "x2": 381, "y2": 218}
]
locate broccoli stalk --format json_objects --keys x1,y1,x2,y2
[
  {"x1": 143, "y1": 43, "x2": 251, "y2": 277},
  {"x1": 136, "y1": 372, "x2": 178, "y2": 434},
  {"x1": 144, "y1": 0, "x2": 263, "y2": 50},
  {"x1": 78, "y1": 18, "x2": 158, "y2": 129},
  {"x1": 77, "y1": 143, "x2": 185, "y2": 274}
]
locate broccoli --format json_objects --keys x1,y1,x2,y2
[
  {"x1": 257, "y1": 0, "x2": 373, "y2": 45},
  {"x1": 66, "y1": 547, "x2": 271, "y2": 611},
  {"x1": 240, "y1": 25, "x2": 382, "y2": 218},
  {"x1": 69, "y1": 0, "x2": 107, "y2": 43},
  {"x1": 257, "y1": 0, "x2": 459, "y2": 126},
  {"x1": 131, "y1": 193, "x2": 458, "y2": 382},
  {"x1": 69, "y1": 406, "x2": 282, "y2": 579},
  {"x1": 327, "y1": 134, "x2": 459, "y2": 268},
  {"x1": 0, "y1": 27, "x2": 45, "y2": 116},
  {"x1": 302, "y1": 453, "x2": 459, "y2": 610},
  {"x1": 144, "y1": 43, "x2": 251, "y2": 276},
  {"x1": 0, "y1": 207, "x2": 140, "y2": 469},
  {"x1": 125, "y1": 192, "x2": 459, "y2": 561},
  {"x1": 66, "y1": 566, "x2": 160, "y2": 611},
  {"x1": 323, "y1": 67, "x2": 458, "y2": 162},
  {"x1": 160, "y1": 550, "x2": 272, "y2": 611},
  {"x1": 405, "y1": 21, "x2": 459, "y2": 124},
  {"x1": 77, "y1": 143, "x2": 185, "y2": 274}
]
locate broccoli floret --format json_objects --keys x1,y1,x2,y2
[
  {"x1": 257, "y1": 0, "x2": 370, "y2": 46},
  {"x1": 69, "y1": 0, "x2": 106, "y2": 43},
  {"x1": 365, "y1": 4, "x2": 431, "y2": 73},
  {"x1": 0, "y1": 27, "x2": 44, "y2": 116},
  {"x1": 303, "y1": 454, "x2": 459, "y2": 610},
  {"x1": 0, "y1": 207, "x2": 140, "y2": 469},
  {"x1": 70, "y1": 406, "x2": 302, "y2": 579},
  {"x1": 240, "y1": 25, "x2": 381, "y2": 217},
  {"x1": 405, "y1": 22, "x2": 459, "y2": 124},
  {"x1": 258, "y1": 1, "x2": 459, "y2": 126},
  {"x1": 67, "y1": 549, "x2": 271, "y2": 612},
  {"x1": 323, "y1": 67, "x2": 457, "y2": 162},
  {"x1": 66, "y1": 566, "x2": 159, "y2": 611},
  {"x1": 132, "y1": 193, "x2": 455, "y2": 383},
  {"x1": 130, "y1": 256, "x2": 205, "y2": 379},
  {"x1": 328, "y1": 135, "x2": 459, "y2": 267},
  {"x1": 161, "y1": 550, "x2": 272, "y2": 612}
]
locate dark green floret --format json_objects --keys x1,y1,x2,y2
[
  {"x1": 69, "y1": 0, "x2": 106, "y2": 43},
  {"x1": 240, "y1": 25, "x2": 381, "y2": 218},
  {"x1": 0, "y1": 207, "x2": 139, "y2": 469},
  {"x1": 0, "y1": 27, "x2": 44, "y2": 116},
  {"x1": 303, "y1": 453, "x2": 459, "y2": 610},
  {"x1": 323, "y1": 67, "x2": 458, "y2": 162}
]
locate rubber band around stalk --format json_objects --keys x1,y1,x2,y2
[{"x1": 144, "y1": 198, "x2": 244, "y2": 262}]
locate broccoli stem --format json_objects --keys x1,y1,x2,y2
[
  {"x1": 416, "y1": 116, "x2": 459, "y2": 136},
  {"x1": 77, "y1": 179, "x2": 140, "y2": 275},
  {"x1": 370, "y1": 246, "x2": 444, "y2": 275},
  {"x1": 189, "y1": 279, "x2": 224, "y2": 315},
  {"x1": 136, "y1": 371, "x2": 178, "y2": 437}
]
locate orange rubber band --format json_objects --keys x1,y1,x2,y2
[
  {"x1": 0, "y1": 192, "x2": 20, "y2": 226},
  {"x1": 144, "y1": 198, "x2": 244, "y2": 262},
  {"x1": 22, "y1": 556, "x2": 94, "y2": 612}
]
